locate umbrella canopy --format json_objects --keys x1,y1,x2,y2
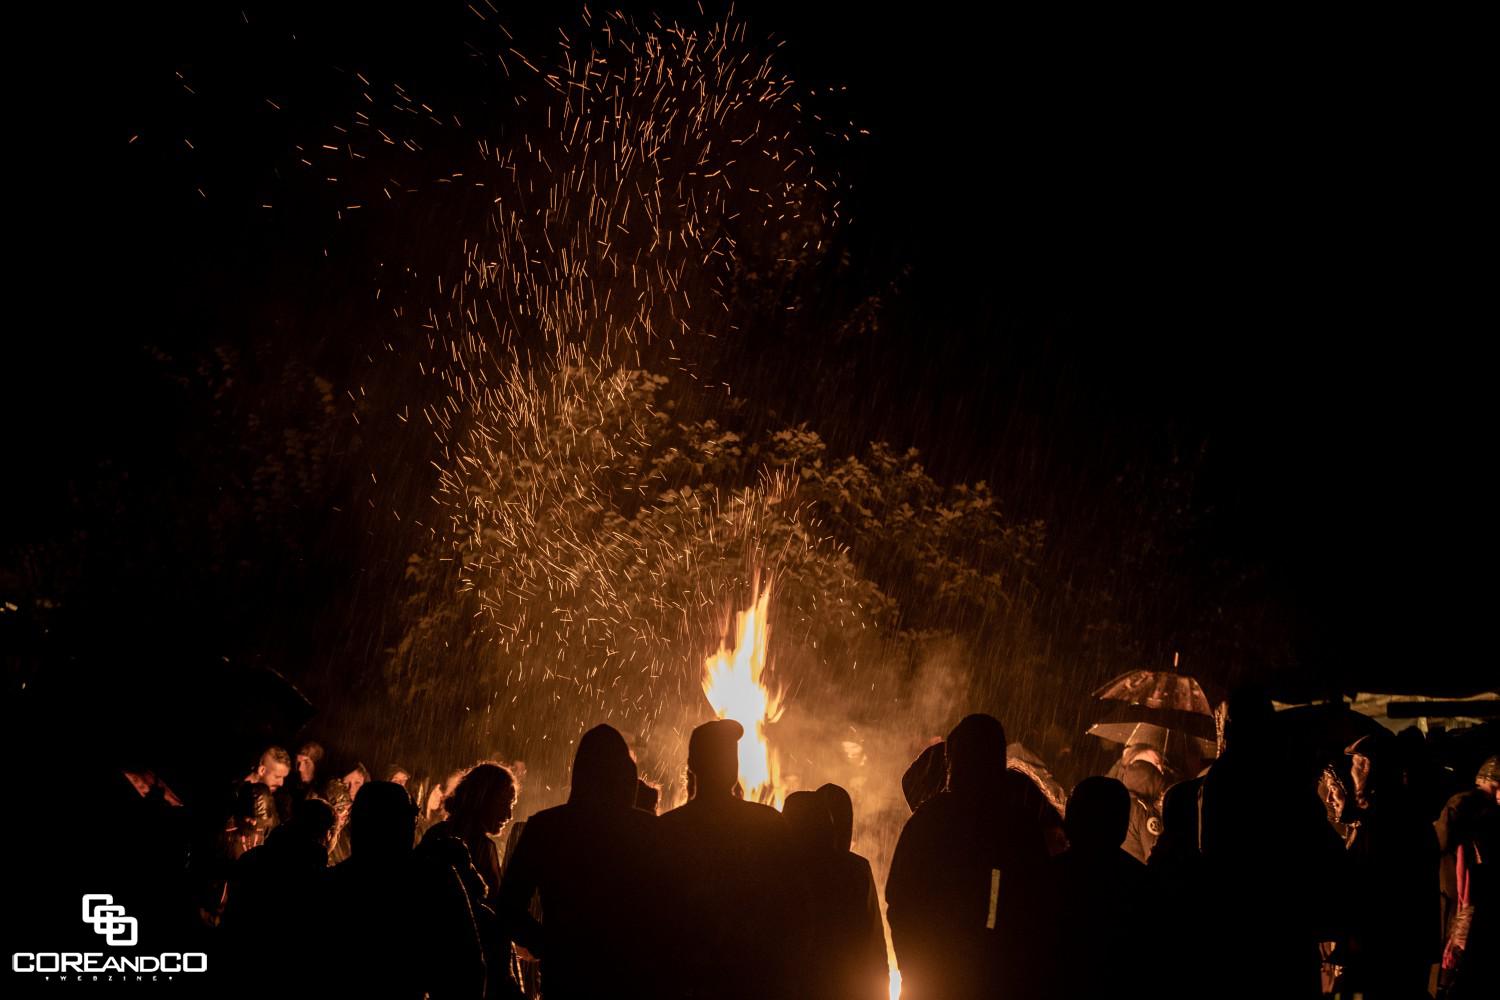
[
  {"x1": 1086, "y1": 721, "x2": 1217, "y2": 759},
  {"x1": 1094, "y1": 669, "x2": 1216, "y2": 716},
  {"x1": 1089, "y1": 668, "x2": 1219, "y2": 752},
  {"x1": 1091, "y1": 699, "x2": 1217, "y2": 740}
]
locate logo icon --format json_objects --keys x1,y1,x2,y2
[{"x1": 81, "y1": 894, "x2": 138, "y2": 947}]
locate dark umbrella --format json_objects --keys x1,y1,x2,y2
[
  {"x1": 1084, "y1": 720, "x2": 1217, "y2": 758},
  {"x1": 1088, "y1": 668, "x2": 1221, "y2": 764},
  {"x1": 1094, "y1": 668, "x2": 1216, "y2": 716}
]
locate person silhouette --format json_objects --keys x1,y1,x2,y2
[
  {"x1": 778, "y1": 786, "x2": 887, "y2": 1000},
  {"x1": 497, "y1": 724, "x2": 660, "y2": 998},
  {"x1": 1340, "y1": 732, "x2": 1437, "y2": 998},
  {"x1": 1147, "y1": 777, "x2": 1212, "y2": 1000},
  {"x1": 1051, "y1": 776, "x2": 1148, "y2": 999},
  {"x1": 656, "y1": 719, "x2": 795, "y2": 999},
  {"x1": 885, "y1": 714, "x2": 1052, "y2": 1000},
  {"x1": 1198, "y1": 687, "x2": 1343, "y2": 1000},
  {"x1": 419, "y1": 764, "x2": 524, "y2": 1000},
  {"x1": 224, "y1": 798, "x2": 333, "y2": 941},
  {"x1": 323, "y1": 781, "x2": 485, "y2": 1000}
]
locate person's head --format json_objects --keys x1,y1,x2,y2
[
  {"x1": 783, "y1": 790, "x2": 837, "y2": 855},
  {"x1": 1121, "y1": 759, "x2": 1165, "y2": 804},
  {"x1": 446, "y1": 762, "x2": 517, "y2": 836},
  {"x1": 946, "y1": 714, "x2": 1008, "y2": 795},
  {"x1": 1222, "y1": 687, "x2": 1275, "y2": 753},
  {"x1": 296, "y1": 742, "x2": 324, "y2": 784},
  {"x1": 1121, "y1": 743, "x2": 1164, "y2": 772},
  {"x1": 817, "y1": 783, "x2": 855, "y2": 852},
  {"x1": 289, "y1": 797, "x2": 338, "y2": 850},
  {"x1": 348, "y1": 781, "x2": 416, "y2": 859},
  {"x1": 324, "y1": 779, "x2": 353, "y2": 827},
  {"x1": 1317, "y1": 764, "x2": 1348, "y2": 825},
  {"x1": 255, "y1": 747, "x2": 293, "y2": 791},
  {"x1": 343, "y1": 763, "x2": 370, "y2": 800},
  {"x1": 384, "y1": 765, "x2": 411, "y2": 788},
  {"x1": 1065, "y1": 776, "x2": 1130, "y2": 854},
  {"x1": 687, "y1": 719, "x2": 743, "y2": 798},
  {"x1": 1476, "y1": 756, "x2": 1500, "y2": 803},
  {"x1": 569, "y1": 724, "x2": 638, "y2": 809},
  {"x1": 635, "y1": 778, "x2": 660, "y2": 815}
]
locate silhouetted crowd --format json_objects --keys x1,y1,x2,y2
[{"x1": 199, "y1": 693, "x2": 1497, "y2": 1000}]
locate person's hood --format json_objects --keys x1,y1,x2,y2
[
  {"x1": 1121, "y1": 760, "x2": 1165, "y2": 800},
  {"x1": 902, "y1": 742, "x2": 946, "y2": 812},
  {"x1": 569, "y1": 724, "x2": 638, "y2": 809}
]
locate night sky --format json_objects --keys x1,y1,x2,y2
[{"x1": 7, "y1": 1, "x2": 1489, "y2": 720}]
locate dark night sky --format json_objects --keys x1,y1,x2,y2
[{"x1": 9, "y1": 3, "x2": 1489, "y2": 696}]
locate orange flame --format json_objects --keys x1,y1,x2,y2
[{"x1": 702, "y1": 586, "x2": 786, "y2": 807}]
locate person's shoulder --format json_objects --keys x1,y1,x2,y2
[
  {"x1": 324, "y1": 854, "x2": 357, "y2": 884},
  {"x1": 738, "y1": 798, "x2": 782, "y2": 821},
  {"x1": 1442, "y1": 787, "x2": 1478, "y2": 810},
  {"x1": 524, "y1": 804, "x2": 569, "y2": 831},
  {"x1": 234, "y1": 843, "x2": 268, "y2": 869},
  {"x1": 892, "y1": 792, "x2": 955, "y2": 849},
  {"x1": 909, "y1": 790, "x2": 958, "y2": 824},
  {"x1": 840, "y1": 850, "x2": 876, "y2": 883},
  {"x1": 657, "y1": 800, "x2": 696, "y2": 829},
  {"x1": 420, "y1": 819, "x2": 456, "y2": 843},
  {"x1": 623, "y1": 806, "x2": 659, "y2": 829},
  {"x1": 417, "y1": 822, "x2": 469, "y2": 864}
]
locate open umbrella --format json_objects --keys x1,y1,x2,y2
[
  {"x1": 1094, "y1": 668, "x2": 1216, "y2": 716},
  {"x1": 1085, "y1": 720, "x2": 1217, "y2": 759},
  {"x1": 1088, "y1": 667, "x2": 1221, "y2": 762}
]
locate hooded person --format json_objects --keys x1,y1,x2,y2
[
  {"x1": 885, "y1": 714, "x2": 1053, "y2": 1000},
  {"x1": 496, "y1": 724, "x2": 660, "y2": 999},
  {"x1": 1120, "y1": 758, "x2": 1166, "y2": 863},
  {"x1": 656, "y1": 718, "x2": 796, "y2": 1000},
  {"x1": 778, "y1": 788, "x2": 888, "y2": 1000}
]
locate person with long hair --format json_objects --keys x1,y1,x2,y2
[{"x1": 419, "y1": 762, "x2": 523, "y2": 999}]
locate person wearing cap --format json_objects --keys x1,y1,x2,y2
[
  {"x1": 884, "y1": 714, "x2": 1053, "y2": 1000},
  {"x1": 656, "y1": 718, "x2": 797, "y2": 1000},
  {"x1": 1435, "y1": 755, "x2": 1500, "y2": 997}
]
